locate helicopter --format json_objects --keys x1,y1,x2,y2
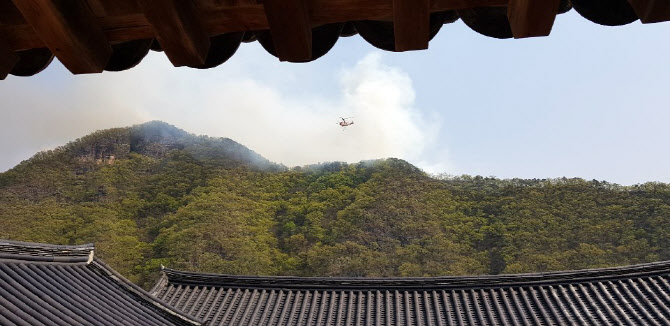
[{"x1": 338, "y1": 117, "x2": 354, "y2": 129}]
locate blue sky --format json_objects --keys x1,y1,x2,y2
[{"x1": 1, "y1": 10, "x2": 670, "y2": 185}]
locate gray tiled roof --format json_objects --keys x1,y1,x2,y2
[
  {"x1": 151, "y1": 263, "x2": 670, "y2": 326},
  {"x1": 0, "y1": 240, "x2": 203, "y2": 326}
]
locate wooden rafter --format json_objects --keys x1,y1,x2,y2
[
  {"x1": 393, "y1": 0, "x2": 430, "y2": 51},
  {"x1": 10, "y1": 0, "x2": 111, "y2": 74},
  {"x1": 507, "y1": 0, "x2": 561, "y2": 38},
  {"x1": 263, "y1": 0, "x2": 312, "y2": 62},
  {"x1": 627, "y1": 0, "x2": 670, "y2": 23},
  {"x1": 136, "y1": 0, "x2": 210, "y2": 67},
  {"x1": 0, "y1": 38, "x2": 18, "y2": 79}
]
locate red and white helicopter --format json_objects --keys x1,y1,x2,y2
[{"x1": 338, "y1": 117, "x2": 354, "y2": 129}]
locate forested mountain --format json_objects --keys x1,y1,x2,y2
[{"x1": 1, "y1": 121, "x2": 669, "y2": 288}]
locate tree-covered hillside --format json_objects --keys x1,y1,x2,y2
[{"x1": 1, "y1": 121, "x2": 669, "y2": 288}]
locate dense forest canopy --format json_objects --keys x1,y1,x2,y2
[{"x1": 1, "y1": 121, "x2": 669, "y2": 288}]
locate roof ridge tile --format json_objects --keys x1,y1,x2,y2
[{"x1": 159, "y1": 260, "x2": 670, "y2": 290}]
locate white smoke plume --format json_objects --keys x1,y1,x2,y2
[
  {"x1": 0, "y1": 50, "x2": 447, "y2": 172},
  {"x1": 186, "y1": 52, "x2": 441, "y2": 168}
]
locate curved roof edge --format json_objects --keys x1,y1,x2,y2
[
  {"x1": 92, "y1": 258, "x2": 205, "y2": 326},
  {"x1": 157, "y1": 260, "x2": 670, "y2": 290}
]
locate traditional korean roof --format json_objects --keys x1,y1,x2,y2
[
  {"x1": 151, "y1": 262, "x2": 670, "y2": 326},
  {"x1": 0, "y1": 239, "x2": 204, "y2": 326},
  {"x1": 0, "y1": 0, "x2": 669, "y2": 79}
]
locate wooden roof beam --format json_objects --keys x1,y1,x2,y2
[
  {"x1": 11, "y1": 0, "x2": 112, "y2": 74},
  {"x1": 136, "y1": 0, "x2": 210, "y2": 67},
  {"x1": 432, "y1": 0, "x2": 508, "y2": 9},
  {"x1": 627, "y1": 0, "x2": 670, "y2": 23},
  {"x1": 507, "y1": 0, "x2": 561, "y2": 38},
  {"x1": 263, "y1": 0, "x2": 312, "y2": 62},
  {"x1": 98, "y1": 0, "x2": 141, "y2": 16},
  {"x1": 0, "y1": 0, "x2": 25, "y2": 25},
  {"x1": 393, "y1": 0, "x2": 431, "y2": 51},
  {"x1": 0, "y1": 38, "x2": 18, "y2": 79},
  {"x1": 201, "y1": 0, "x2": 261, "y2": 9}
]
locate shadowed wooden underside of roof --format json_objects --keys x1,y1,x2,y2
[{"x1": 1, "y1": 0, "x2": 670, "y2": 79}]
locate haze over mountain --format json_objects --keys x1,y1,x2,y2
[{"x1": 1, "y1": 121, "x2": 669, "y2": 288}]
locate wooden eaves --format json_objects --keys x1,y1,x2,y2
[{"x1": 1, "y1": 0, "x2": 669, "y2": 79}]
